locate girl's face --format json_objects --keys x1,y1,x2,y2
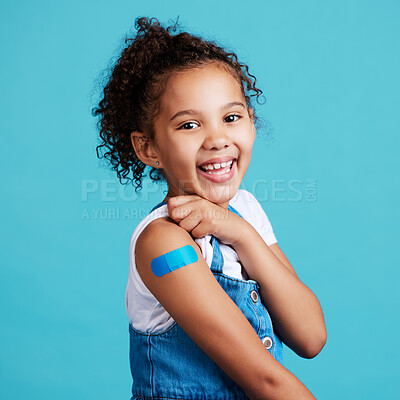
[{"x1": 152, "y1": 63, "x2": 256, "y2": 208}]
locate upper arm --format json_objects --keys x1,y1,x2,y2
[
  {"x1": 135, "y1": 218, "x2": 283, "y2": 397},
  {"x1": 268, "y1": 243, "x2": 299, "y2": 278}
]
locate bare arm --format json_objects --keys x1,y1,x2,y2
[
  {"x1": 135, "y1": 217, "x2": 317, "y2": 400},
  {"x1": 232, "y1": 221, "x2": 327, "y2": 359}
]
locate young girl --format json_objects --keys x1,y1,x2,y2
[{"x1": 94, "y1": 17, "x2": 327, "y2": 400}]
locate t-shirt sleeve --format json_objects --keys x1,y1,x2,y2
[{"x1": 245, "y1": 191, "x2": 278, "y2": 246}]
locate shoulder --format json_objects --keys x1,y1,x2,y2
[
  {"x1": 135, "y1": 217, "x2": 203, "y2": 285},
  {"x1": 230, "y1": 189, "x2": 261, "y2": 210},
  {"x1": 137, "y1": 216, "x2": 200, "y2": 258},
  {"x1": 231, "y1": 189, "x2": 277, "y2": 245},
  {"x1": 230, "y1": 189, "x2": 266, "y2": 223}
]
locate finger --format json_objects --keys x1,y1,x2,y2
[
  {"x1": 169, "y1": 204, "x2": 192, "y2": 223},
  {"x1": 191, "y1": 221, "x2": 214, "y2": 239},
  {"x1": 178, "y1": 210, "x2": 202, "y2": 233},
  {"x1": 168, "y1": 198, "x2": 205, "y2": 222},
  {"x1": 168, "y1": 195, "x2": 202, "y2": 207},
  {"x1": 167, "y1": 195, "x2": 196, "y2": 215}
]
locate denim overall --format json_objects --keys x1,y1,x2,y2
[{"x1": 129, "y1": 202, "x2": 283, "y2": 400}]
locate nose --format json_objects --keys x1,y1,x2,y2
[{"x1": 202, "y1": 126, "x2": 231, "y2": 151}]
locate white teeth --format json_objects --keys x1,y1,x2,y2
[
  {"x1": 201, "y1": 160, "x2": 233, "y2": 170},
  {"x1": 199, "y1": 159, "x2": 234, "y2": 175},
  {"x1": 206, "y1": 168, "x2": 227, "y2": 175}
]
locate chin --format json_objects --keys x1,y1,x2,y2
[{"x1": 202, "y1": 185, "x2": 238, "y2": 205}]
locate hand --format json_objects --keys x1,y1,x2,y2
[{"x1": 167, "y1": 195, "x2": 247, "y2": 246}]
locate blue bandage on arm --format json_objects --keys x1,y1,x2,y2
[{"x1": 151, "y1": 245, "x2": 198, "y2": 277}]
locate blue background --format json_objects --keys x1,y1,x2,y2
[{"x1": 1, "y1": 1, "x2": 399, "y2": 398}]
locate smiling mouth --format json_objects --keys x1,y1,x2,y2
[
  {"x1": 198, "y1": 159, "x2": 235, "y2": 174},
  {"x1": 196, "y1": 159, "x2": 236, "y2": 183}
]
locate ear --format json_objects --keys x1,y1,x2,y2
[
  {"x1": 248, "y1": 108, "x2": 256, "y2": 137},
  {"x1": 130, "y1": 131, "x2": 160, "y2": 168},
  {"x1": 248, "y1": 107, "x2": 255, "y2": 122}
]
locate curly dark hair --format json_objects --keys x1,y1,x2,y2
[{"x1": 92, "y1": 16, "x2": 265, "y2": 192}]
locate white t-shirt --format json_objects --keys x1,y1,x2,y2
[{"x1": 125, "y1": 189, "x2": 277, "y2": 333}]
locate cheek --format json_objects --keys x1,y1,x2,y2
[
  {"x1": 239, "y1": 130, "x2": 255, "y2": 153},
  {"x1": 165, "y1": 140, "x2": 197, "y2": 169},
  {"x1": 175, "y1": 144, "x2": 192, "y2": 161}
]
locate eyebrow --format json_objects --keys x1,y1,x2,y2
[{"x1": 169, "y1": 101, "x2": 246, "y2": 122}]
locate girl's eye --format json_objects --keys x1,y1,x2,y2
[
  {"x1": 225, "y1": 114, "x2": 241, "y2": 123},
  {"x1": 178, "y1": 121, "x2": 199, "y2": 130}
]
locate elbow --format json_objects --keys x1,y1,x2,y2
[
  {"x1": 245, "y1": 375, "x2": 279, "y2": 400},
  {"x1": 300, "y1": 327, "x2": 327, "y2": 359}
]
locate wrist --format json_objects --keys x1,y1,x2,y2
[
  {"x1": 227, "y1": 215, "x2": 254, "y2": 248},
  {"x1": 231, "y1": 217, "x2": 258, "y2": 253}
]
